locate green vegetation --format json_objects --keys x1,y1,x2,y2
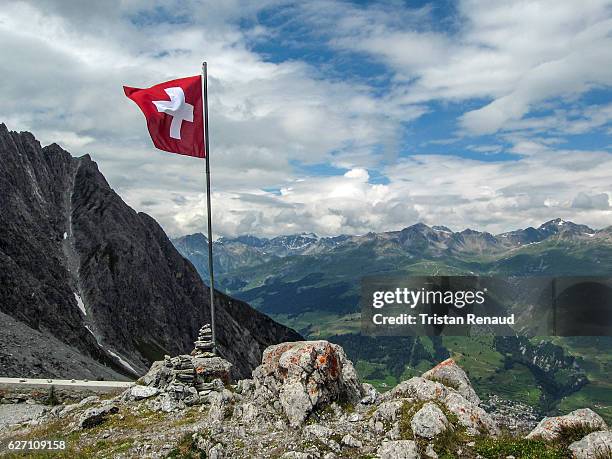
[
  {"x1": 45, "y1": 385, "x2": 60, "y2": 406},
  {"x1": 555, "y1": 423, "x2": 602, "y2": 448},
  {"x1": 473, "y1": 437, "x2": 567, "y2": 459}
]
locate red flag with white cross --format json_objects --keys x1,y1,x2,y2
[
  {"x1": 124, "y1": 75, "x2": 205, "y2": 158},
  {"x1": 124, "y1": 64, "x2": 218, "y2": 355}
]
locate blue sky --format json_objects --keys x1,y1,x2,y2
[{"x1": 1, "y1": 0, "x2": 611, "y2": 237}]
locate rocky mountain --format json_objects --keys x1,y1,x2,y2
[
  {"x1": 174, "y1": 218, "x2": 611, "y2": 282},
  {"x1": 1, "y1": 340, "x2": 609, "y2": 458},
  {"x1": 0, "y1": 124, "x2": 300, "y2": 381},
  {"x1": 172, "y1": 231, "x2": 343, "y2": 281}
]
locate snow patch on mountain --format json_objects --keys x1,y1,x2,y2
[{"x1": 74, "y1": 293, "x2": 86, "y2": 316}]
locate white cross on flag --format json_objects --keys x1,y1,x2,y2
[{"x1": 124, "y1": 76, "x2": 205, "y2": 158}]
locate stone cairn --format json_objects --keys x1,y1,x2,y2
[
  {"x1": 137, "y1": 323, "x2": 232, "y2": 410},
  {"x1": 192, "y1": 323, "x2": 215, "y2": 357}
]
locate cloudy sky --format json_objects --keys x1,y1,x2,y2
[{"x1": 1, "y1": 0, "x2": 611, "y2": 237}]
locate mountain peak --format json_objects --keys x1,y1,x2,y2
[
  {"x1": 539, "y1": 218, "x2": 569, "y2": 228},
  {"x1": 400, "y1": 222, "x2": 431, "y2": 232},
  {"x1": 538, "y1": 218, "x2": 594, "y2": 235},
  {"x1": 432, "y1": 225, "x2": 453, "y2": 233}
]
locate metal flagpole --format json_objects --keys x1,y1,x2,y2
[{"x1": 202, "y1": 62, "x2": 216, "y2": 354}]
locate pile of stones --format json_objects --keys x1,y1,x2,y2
[
  {"x1": 131, "y1": 324, "x2": 232, "y2": 411},
  {"x1": 192, "y1": 324, "x2": 215, "y2": 357}
]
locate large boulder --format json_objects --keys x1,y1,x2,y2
[
  {"x1": 252, "y1": 340, "x2": 364, "y2": 427},
  {"x1": 78, "y1": 403, "x2": 118, "y2": 429},
  {"x1": 382, "y1": 376, "x2": 498, "y2": 436},
  {"x1": 410, "y1": 402, "x2": 449, "y2": 439},
  {"x1": 422, "y1": 358, "x2": 480, "y2": 405},
  {"x1": 526, "y1": 408, "x2": 607, "y2": 441},
  {"x1": 569, "y1": 430, "x2": 612, "y2": 459}
]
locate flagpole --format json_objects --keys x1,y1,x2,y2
[{"x1": 202, "y1": 61, "x2": 216, "y2": 354}]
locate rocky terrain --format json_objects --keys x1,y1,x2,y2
[
  {"x1": 0, "y1": 124, "x2": 300, "y2": 381},
  {"x1": 1, "y1": 340, "x2": 609, "y2": 458}
]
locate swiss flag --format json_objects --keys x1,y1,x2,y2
[{"x1": 124, "y1": 75, "x2": 205, "y2": 158}]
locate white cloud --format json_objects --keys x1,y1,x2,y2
[
  {"x1": 127, "y1": 142, "x2": 612, "y2": 238},
  {"x1": 572, "y1": 192, "x2": 610, "y2": 210},
  {"x1": 0, "y1": 0, "x2": 418, "y2": 201},
  {"x1": 310, "y1": 0, "x2": 612, "y2": 134},
  {"x1": 1, "y1": 0, "x2": 611, "y2": 239}
]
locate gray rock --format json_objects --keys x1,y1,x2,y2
[
  {"x1": 526, "y1": 408, "x2": 607, "y2": 441},
  {"x1": 154, "y1": 393, "x2": 186, "y2": 412},
  {"x1": 383, "y1": 376, "x2": 498, "y2": 436},
  {"x1": 50, "y1": 405, "x2": 64, "y2": 418},
  {"x1": 140, "y1": 361, "x2": 172, "y2": 388},
  {"x1": 235, "y1": 379, "x2": 255, "y2": 396},
  {"x1": 360, "y1": 382, "x2": 379, "y2": 405},
  {"x1": 422, "y1": 358, "x2": 480, "y2": 405},
  {"x1": 386, "y1": 423, "x2": 402, "y2": 440},
  {"x1": 341, "y1": 433, "x2": 362, "y2": 448},
  {"x1": 280, "y1": 382, "x2": 314, "y2": 427},
  {"x1": 280, "y1": 452, "x2": 312, "y2": 459},
  {"x1": 59, "y1": 403, "x2": 79, "y2": 418},
  {"x1": 377, "y1": 440, "x2": 419, "y2": 459},
  {"x1": 443, "y1": 392, "x2": 499, "y2": 436},
  {"x1": 78, "y1": 404, "x2": 118, "y2": 429},
  {"x1": 304, "y1": 423, "x2": 334, "y2": 440},
  {"x1": 192, "y1": 356, "x2": 233, "y2": 385},
  {"x1": 183, "y1": 386, "x2": 200, "y2": 406},
  {"x1": 304, "y1": 424, "x2": 340, "y2": 451},
  {"x1": 122, "y1": 385, "x2": 159, "y2": 401},
  {"x1": 384, "y1": 377, "x2": 449, "y2": 402},
  {"x1": 568, "y1": 430, "x2": 612, "y2": 459},
  {"x1": 209, "y1": 443, "x2": 225, "y2": 459},
  {"x1": 207, "y1": 389, "x2": 234, "y2": 423},
  {"x1": 253, "y1": 341, "x2": 364, "y2": 427},
  {"x1": 410, "y1": 402, "x2": 449, "y2": 439},
  {"x1": 425, "y1": 443, "x2": 438, "y2": 459},
  {"x1": 235, "y1": 402, "x2": 260, "y2": 423},
  {"x1": 371, "y1": 400, "x2": 405, "y2": 427},
  {"x1": 0, "y1": 404, "x2": 47, "y2": 429},
  {"x1": 78, "y1": 396, "x2": 100, "y2": 406}
]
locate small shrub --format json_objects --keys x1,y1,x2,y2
[
  {"x1": 556, "y1": 424, "x2": 601, "y2": 447},
  {"x1": 46, "y1": 385, "x2": 60, "y2": 406},
  {"x1": 167, "y1": 433, "x2": 205, "y2": 459}
]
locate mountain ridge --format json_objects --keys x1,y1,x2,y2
[
  {"x1": 0, "y1": 123, "x2": 301, "y2": 380},
  {"x1": 172, "y1": 217, "x2": 612, "y2": 281}
]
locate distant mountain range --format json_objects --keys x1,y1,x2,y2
[
  {"x1": 0, "y1": 124, "x2": 300, "y2": 380},
  {"x1": 174, "y1": 218, "x2": 612, "y2": 297}
]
